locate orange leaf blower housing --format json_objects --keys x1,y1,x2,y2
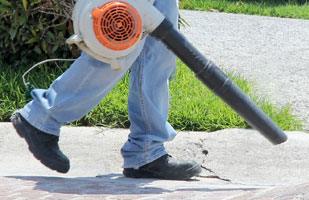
[
  {"x1": 92, "y1": 1, "x2": 143, "y2": 51},
  {"x1": 67, "y1": 0, "x2": 163, "y2": 70}
]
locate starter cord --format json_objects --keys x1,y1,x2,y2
[
  {"x1": 22, "y1": 58, "x2": 76, "y2": 88},
  {"x1": 22, "y1": 58, "x2": 76, "y2": 100}
]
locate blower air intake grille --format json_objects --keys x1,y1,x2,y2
[{"x1": 92, "y1": 1, "x2": 142, "y2": 51}]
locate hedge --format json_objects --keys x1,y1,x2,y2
[{"x1": 0, "y1": 0, "x2": 78, "y2": 67}]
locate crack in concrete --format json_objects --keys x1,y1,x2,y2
[
  {"x1": 194, "y1": 138, "x2": 232, "y2": 183},
  {"x1": 195, "y1": 138, "x2": 231, "y2": 182},
  {"x1": 199, "y1": 165, "x2": 232, "y2": 182}
]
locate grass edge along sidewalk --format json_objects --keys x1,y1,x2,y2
[
  {"x1": 179, "y1": 0, "x2": 309, "y2": 20},
  {"x1": 0, "y1": 61, "x2": 304, "y2": 132}
]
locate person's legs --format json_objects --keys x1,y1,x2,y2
[
  {"x1": 121, "y1": 0, "x2": 179, "y2": 169},
  {"x1": 18, "y1": 52, "x2": 139, "y2": 136},
  {"x1": 122, "y1": 0, "x2": 201, "y2": 179},
  {"x1": 12, "y1": 0, "x2": 201, "y2": 178},
  {"x1": 121, "y1": 0, "x2": 201, "y2": 179},
  {"x1": 12, "y1": 44, "x2": 144, "y2": 173}
]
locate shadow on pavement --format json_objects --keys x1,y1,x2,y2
[{"x1": 6, "y1": 174, "x2": 260, "y2": 195}]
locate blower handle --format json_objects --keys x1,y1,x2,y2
[{"x1": 151, "y1": 19, "x2": 287, "y2": 145}]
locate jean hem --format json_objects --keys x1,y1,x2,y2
[{"x1": 19, "y1": 109, "x2": 60, "y2": 136}]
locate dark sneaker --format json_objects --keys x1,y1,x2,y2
[
  {"x1": 11, "y1": 111, "x2": 70, "y2": 173},
  {"x1": 123, "y1": 154, "x2": 201, "y2": 180}
]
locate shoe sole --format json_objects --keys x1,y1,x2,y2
[{"x1": 12, "y1": 116, "x2": 69, "y2": 173}]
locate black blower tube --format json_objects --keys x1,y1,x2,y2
[{"x1": 151, "y1": 19, "x2": 287, "y2": 145}]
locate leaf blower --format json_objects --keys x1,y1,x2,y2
[{"x1": 67, "y1": 0, "x2": 287, "y2": 145}]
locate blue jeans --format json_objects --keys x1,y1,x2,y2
[{"x1": 19, "y1": 0, "x2": 179, "y2": 168}]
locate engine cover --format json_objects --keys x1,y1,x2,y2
[{"x1": 67, "y1": 0, "x2": 163, "y2": 70}]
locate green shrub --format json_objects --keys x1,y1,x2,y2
[{"x1": 0, "y1": 0, "x2": 78, "y2": 67}]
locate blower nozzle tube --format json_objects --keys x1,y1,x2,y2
[{"x1": 151, "y1": 19, "x2": 287, "y2": 145}]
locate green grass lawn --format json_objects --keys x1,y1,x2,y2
[
  {"x1": 180, "y1": 0, "x2": 309, "y2": 19},
  {"x1": 0, "y1": 61, "x2": 303, "y2": 131}
]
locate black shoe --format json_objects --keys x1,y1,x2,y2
[
  {"x1": 123, "y1": 154, "x2": 201, "y2": 180},
  {"x1": 11, "y1": 111, "x2": 70, "y2": 173}
]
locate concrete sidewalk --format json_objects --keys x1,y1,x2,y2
[{"x1": 1, "y1": 123, "x2": 309, "y2": 199}]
